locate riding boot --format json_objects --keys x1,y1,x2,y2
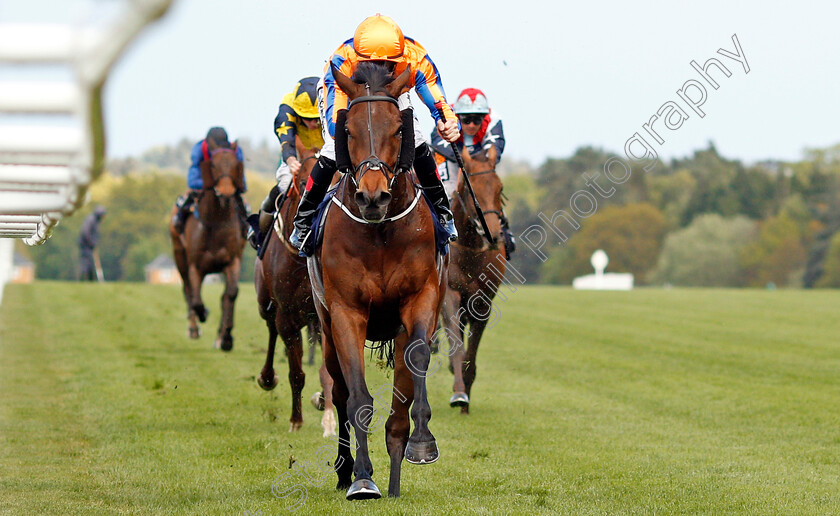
[
  {"x1": 290, "y1": 156, "x2": 338, "y2": 255},
  {"x1": 173, "y1": 190, "x2": 198, "y2": 234},
  {"x1": 501, "y1": 212, "x2": 516, "y2": 260},
  {"x1": 413, "y1": 143, "x2": 458, "y2": 241}
]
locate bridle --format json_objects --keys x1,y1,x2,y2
[
  {"x1": 205, "y1": 147, "x2": 242, "y2": 197},
  {"x1": 289, "y1": 153, "x2": 319, "y2": 199},
  {"x1": 455, "y1": 167, "x2": 504, "y2": 244},
  {"x1": 345, "y1": 85, "x2": 404, "y2": 190}
]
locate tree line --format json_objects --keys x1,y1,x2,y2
[{"x1": 20, "y1": 140, "x2": 840, "y2": 288}]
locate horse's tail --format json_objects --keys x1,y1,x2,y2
[{"x1": 367, "y1": 340, "x2": 395, "y2": 370}]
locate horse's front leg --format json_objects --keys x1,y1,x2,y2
[
  {"x1": 461, "y1": 316, "x2": 489, "y2": 415},
  {"x1": 330, "y1": 308, "x2": 380, "y2": 500},
  {"x1": 401, "y1": 285, "x2": 441, "y2": 466},
  {"x1": 187, "y1": 264, "x2": 207, "y2": 327},
  {"x1": 215, "y1": 256, "x2": 240, "y2": 351}
]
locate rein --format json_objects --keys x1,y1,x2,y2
[
  {"x1": 205, "y1": 147, "x2": 241, "y2": 194},
  {"x1": 346, "y1": 87, "x2": 402, "y2": 190},
  {"x1": 290, "y1": 153, "x2": 319, "y2": 198},
  {"x1": 454, "y1": 166, "x2": 505, "y2": 248},
  {"x1": 335, "y1": 87, "x2": 418, "y2": 225}
]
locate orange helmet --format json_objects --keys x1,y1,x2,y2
[{"x1": 353, "y1": 14, "x2": 405, "y2": 62}]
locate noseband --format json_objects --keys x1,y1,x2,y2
[
  {"x1": 457, "y1": 168, "x2": 504, "y2": 242},
  {"x1": 206, "y1": 147, "x2": 240, "y2": 195},
  {"x1": 346, "y1": 86, "x2": 402, "y2": 189}
]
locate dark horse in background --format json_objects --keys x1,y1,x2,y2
[
  {"x1": 308, "y1": 63, "x2": 446, "y2": 499},
  {"x1": 169, "y1": 138, "x2": 247, "y2": 350},
  {"x1": 255, "y1": 138, "x2": 335, "y2": 437},
  {"x1": 440, "y1": 145, "x2": 506, "y2": 414}
]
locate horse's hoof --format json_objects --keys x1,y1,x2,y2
[
  {"x1": 188, "y1": 327, "x2": 201, "y2": 339},
  {"x1": 214, "y1": 336, "x2": 233, "y2": 352},
  {"x1": 346, "y1": 479, "x2": 381, "y2": 500},
  {"x1": 449, "y1": 392, "x2": 470, "y2": 407},
  {"x1": 257, "y1": 373, "x2": 279, "y2": 391},
  {"x1": 405, "y1": 439, "x2": 439, "y2": 465},
  {"x1": 310, "y1": 391, "x2": 325, "y2": 411},
  {"x1": 289, "y1": 420, "x2": 303, "y2": 432}
]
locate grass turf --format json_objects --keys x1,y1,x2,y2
[{"x1": 1, "y1": 282, "x2": 839, "y2": 514}]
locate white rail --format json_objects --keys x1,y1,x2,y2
[
  {"x1": 0, "y1": 0, "x2": 174, "y2": 246},
  {"x1": 0, "y1": 0, "x2": 174, "y2": 305}
]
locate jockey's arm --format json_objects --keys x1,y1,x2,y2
[
  {"x1": 484, "y1": 118, "x2": 505, "y2": 163},
  {"x1": 274, "y1": 103, "x2": 299, "y2": 164},
  {"x1": 429, "y1": 127, "x2": 458, "y2": 161}
]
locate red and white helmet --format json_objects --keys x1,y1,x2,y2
[{"x1": 453, "y1": 88, "x2": 490, "y2": 114}]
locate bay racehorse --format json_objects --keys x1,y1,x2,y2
[
  {"x1": 255, "y1": 138, "x2": 335, "y2": 437},
  {"x1": 169, "y1": 138, "x2": 246, "y2": 350},
  {"x1": 440, "y1": 145, "x2": 506, "y2": 414},
  {"x1": 308, "y1": 62, "x2": 447, "y2": 499}
]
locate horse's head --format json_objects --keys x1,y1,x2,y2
[
  {"x1": 332, "y1": 61, "x2": 411, "y2": 222},
  {"x1": 200, "y1": 138, "x2": 244, "y2": 207},
  {"x1": 460, "y1": 145, "x2": 504, "y2": 246}
]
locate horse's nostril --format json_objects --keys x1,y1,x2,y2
[
  {"x1": 354, "y1": 191, "x2": 369, "y2": 207},
  {"x1": 376, "y1": 191, "x2": 392, "y2": 207}
]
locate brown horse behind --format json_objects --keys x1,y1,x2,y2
[
  {"x1": 309, "y1": 62, "x2": 447, "y2": 500},
  {"x1": 440, "y1": 145, "x2": 506, "y2": 413},
  {"x1": 169, "y1": 138, "x2": 246, "y2": 350},
  {"x1": 254, "y1": 139, "x2": 335, "y2": 436}
]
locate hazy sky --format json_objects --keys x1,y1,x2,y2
[{"x1": 4, "y1": 1, "x2": 839, "y2": 166}]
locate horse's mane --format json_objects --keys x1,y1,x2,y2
[{"x1": 351, "y1": 62, "x2": 394, "y2": 94}]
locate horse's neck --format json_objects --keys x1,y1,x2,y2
[
  {"x1": 198, "y1": 193, "x2": 239, "y2": 224},
  {"x1": 453, "y1": 188, "x2": 484, "y2": 248}
]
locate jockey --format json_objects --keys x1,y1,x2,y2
[
  {"x1": 247, "y1": 77, "x2": 323, "y2": 250},
  {"x1": 173, "y1": 127, "x2": 246, "y2": 233},
  {"x1": 430, "y1": 88, "x2": 516, "y2": 258},
  {"x1": 289, "y1": 13, "x2": 461, "y2": 255}
]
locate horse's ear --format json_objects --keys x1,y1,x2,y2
[
  {"x1": 332, "y1": 63, "x2": 362, "y2": 100},
  {"x1": 461, "y1": 145, "x2": 472, "y2": 165},
  {"x1": 386, "y1": 66, "x2": 411, "y2": 98},
  {"x1": 485, "y1": 145, "x2": 497, "y2": 164},
  {"x1": 207, "y1": 137, "x2": 218, "y2": 152},
  {"x1": 231, "y1": 140, "x2": 238, "y2": 153}
]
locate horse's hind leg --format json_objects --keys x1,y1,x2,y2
[
  {"x1": 319, "y1": 361, "x2": 336, "y2": 437},
  {"x1": 214, "y1": 258, "x2": 240, "y2": 352},
  {"x1": 442, "y1": 289, "x2": 469, "y2": 408},
  {"x1": 306, "y1": 319, "x2": 318, "y2": 366},
  {"x1": 279, "y1": 323, "x2": 305, "y2": 432},
  {"x1": 386, "y1": 332, "x2": 414, "y2": 497}
]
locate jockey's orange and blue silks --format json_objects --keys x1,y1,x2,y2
[{"x1": 322, "y1": 36, "x2": 456, "y2": 138}]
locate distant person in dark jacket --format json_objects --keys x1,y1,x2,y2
[{"x1": 78, "y1": 205, "x2": 106, "y2": 281}]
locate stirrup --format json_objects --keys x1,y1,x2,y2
[
  {"x1": 441, "y1": 217, "x2": 458, "y2": 242},
  {"x1": 289, "y1": 226, "x2": 307, "y2": 249},
  {"x1": 246, "y1": 214, "x2": 260, "y2": 251}
]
